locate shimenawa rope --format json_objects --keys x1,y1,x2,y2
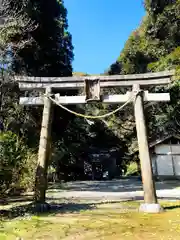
[{"x1": 44, "y1": 92, "x2": 137, "y2": 119}]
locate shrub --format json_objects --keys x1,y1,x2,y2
[
  {"x1": 18, "y1": 151, "x2": 37, "y2": 192},
  {"x1": 0, "y1": 131, "x2": 37, "y2": 195}
]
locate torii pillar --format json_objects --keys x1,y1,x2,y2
[
  {"x1": 133, "y1": 84, "x2": 163, "y2": 213},
  {"x1": 34, "y1": 87, "x2": 52, "y2": 207}
]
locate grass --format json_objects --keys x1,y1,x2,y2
[{"x1": 0, "y1": 200, "x2": 180, "y2": 239}]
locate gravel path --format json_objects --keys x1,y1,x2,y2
[{"x1": 47, "y1": 178, "x2": 180, "y2": 201}]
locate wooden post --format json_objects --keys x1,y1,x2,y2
[
  {"x1": 35, "y1": 87, "x2": 52, "y2": 204},
  {"x1": 133, "y1": 84, "x2": 157, "y2": 204}
]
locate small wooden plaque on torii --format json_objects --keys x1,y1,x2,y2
[{"x1": 84, "y1": 78, "x2": 100, "y2": 103}]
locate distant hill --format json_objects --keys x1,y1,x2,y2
[{"x1": 73, "y1": 72, "x2": 105, "y2": 76}]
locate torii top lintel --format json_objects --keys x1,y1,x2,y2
[{"x1": 14, "y1": 70, "x2": 175, "y2": 90}]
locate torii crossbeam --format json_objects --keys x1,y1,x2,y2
[{"x1": 15, "y1": 70, "x2": 175, "y2": 213}]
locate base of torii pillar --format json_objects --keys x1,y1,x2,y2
[{"x1": 139, "y1": 203, "x2": 164, "y2": 213}]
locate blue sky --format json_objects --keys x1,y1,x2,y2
[{"x1": 64, "y1": 0, "x2": 145, "y2": 74}]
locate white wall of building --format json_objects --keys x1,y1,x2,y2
[{"x1": 152, "y1": 143, "x2": 180, "y2": 177}]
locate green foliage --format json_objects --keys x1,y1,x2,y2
[
  {"x1": 146, "y1": 0, "x2": 180, "y2": 53},
  {"x1": 126, "y1": 162, "x2": 139, "y2": 176},
  {"x1": 0, "y1": 0, "x2": 74, "y2": 76},
  {"x1": 117, "y1": 33, "x2": 152, "y2": 74},
  {"x1": 0, "y1": 131, "x2": 37, "y2": 195},
  {"x1": 0, "y1": 0, "x2": 75, "y2": 188},
  {"x1": 148, "y1": 46, "x2": 180, "y2": 72},
  {"x1": 109, "y1": 0, "x2": 180, "y2": 76},
  {"x1": 144, "y1": 0, "x2": 177, "y2": 15},
  {"x1": 18, "y1": 151, "x2": 37, "y2": 191},
  {"x1": 106, "y1": 0, "x2": 180, "y2": 156}
]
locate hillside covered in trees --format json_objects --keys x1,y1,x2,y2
[
  {"x1": 106, "y1": 0, "x2": 180, "y2": 155},
  {"x1": 0, "y1": 0, "x2": 180, "y2": 196}
]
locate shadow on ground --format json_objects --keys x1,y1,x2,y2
[
  {"x1": 0, "y1": 195, "x2": 33, "y2": 206},
  {"x1": 1, "y1": 200, "x2": 180, "y2": 220},
  {"x1": 163, "y1": 204, "x2": 180, "y2": 210},
  {"x1": 1, "y1": 197, "x2": 180, "y2": 220},
  {"x1": 0, "y1": 201, "x2": 96, "y2": 220}
]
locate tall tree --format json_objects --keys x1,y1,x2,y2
[
  {"x1": 0, "y1": 0, "x2": 74, "y2": 205},
  {"x1": 0, "y1": 0, "x2": 74, "y2": 76}
]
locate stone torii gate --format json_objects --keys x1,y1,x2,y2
[{"x1": 15, "y1": 70, "x2": 174, "y2": 213}]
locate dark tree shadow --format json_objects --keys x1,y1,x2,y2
[
  {"x1": 163, "y1": 204, "x2": 180, "y2": 210},
  {"x1": 124, "y1": 196, "x2": 180, "y2": 202},
  {"x1": 0, "y1": 195, "x2": 33, "y2": 205},
  {"x1": 1, "y1": 196, "x2": 180, "y2": 220},
  {"x1": 0, "y1": 201, "x2": 96, "y2": 220}
]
